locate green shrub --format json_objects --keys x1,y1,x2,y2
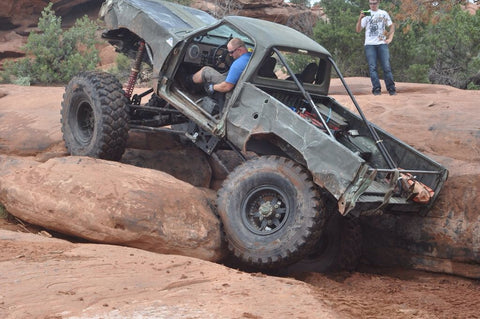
[
  {"x1": 406, "y1": 64, "x2": 430, "y2": 83},
  {"x1": 467, "y1": 82, "x2": 480, "y2": 90},
  {"x1": 106, "y1": 53, "x2": 133, "y2": 84},
  {"x1": 421, "y1": 6, "x2": 480, "y2": 89},
  {"x1": 107, "y1": 53, "x2": 153, "y2": 86},
  {"x1": 116, "y1": 53, "x2": 132, "y2": 73},
  {"x1": 313, "y1": 0, "x2": 369, "y2": 77},
  {"x1": 0, "y1": 203, "x2": 8, "y2": 219},
  {"x1": 1, "y1": 3, "x2": 99, "y2": 85},
  {"x1": 290, "y1": 0, "x2": 310, "y2": 7}
]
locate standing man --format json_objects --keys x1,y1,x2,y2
[
  {"x1": 356, "y1": 1, "x2": 396, "y2": 96},
  {"x1": 189, "y1": 37, "x2": 251, "y2": 95}
]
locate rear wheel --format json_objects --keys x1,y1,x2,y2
[
  {"x1": 287, "y1": 212, "x2": 363, "y2": 273},
  {"x1": 217, "y1": 156, "x2": 327, "y2": 269},
  {"x1": 61, "y1": 71, "x2": 129, "y2": 161}
]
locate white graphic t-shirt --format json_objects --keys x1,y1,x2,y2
[{"x1": 361, "y1": 9, "x2": 393, "y2": 45}]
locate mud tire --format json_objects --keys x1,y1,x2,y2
[
  {"x1": 288, "y1": 213, "x2": 363, "y2": 273},
  {"x1": 61, "y1": 71, "x2": 129, "y2": 161},
  {"x1": 217, "y1": 156, "x2": 327, "y2": 269}
]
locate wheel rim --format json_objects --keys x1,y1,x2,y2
[
  {"x1": 241, "y1": 185, "x2": 290, "y2": 235},
  {"x1": 73, "y1": 100, "x2": 95, "y2": 145}
]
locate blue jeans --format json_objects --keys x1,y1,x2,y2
[{"x1": 365, "y1": 44, "x2": 395, "y2": 93}]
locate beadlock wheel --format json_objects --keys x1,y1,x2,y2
[{"x1": 217, "y1": 156, "x2": 327, "y2": 269}]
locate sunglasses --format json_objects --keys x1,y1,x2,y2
[
  {"x1": 369, "y1": 2, "x2": 378, "y2": 5},
  {"x1": 228, "y1": 47, "x2": 240, "y2": 54}
]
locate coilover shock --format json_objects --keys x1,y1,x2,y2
[{"x1": 124, "y1": 40, "x2": 145, "y2": 100}]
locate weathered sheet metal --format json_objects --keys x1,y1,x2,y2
[
  {"x1": 223, "y1": 16, "x2": 332, "y2": 96},
  {"x1": 225, "y1": 16, "x2": 331, "y2": 56},
  {"x1": 100, "y1": 0, "x2": 218, "y2": 72},
  {"x1": 227, "y1": 83, "x2": 368, "y2": 205}
]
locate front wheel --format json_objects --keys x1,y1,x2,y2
[
  {"x1": 61, "y1": 71, "x2": 129, "y2": 161},
  {"x1": 217, "y1": 156, "x2": 327, "y2": 269}
]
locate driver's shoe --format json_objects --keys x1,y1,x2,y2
[{"x1": 184, "y1": 74, "x2": 195, "y2": 91}]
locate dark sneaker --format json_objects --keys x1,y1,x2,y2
[
  {"x1": 389, "y1": 90, "x2": 397, "y2": 96},
  {"x1": 184, "y1": 74, "x2": 195, "y2": 90},
  {"x1": 373, "y1": 90, "x2": 381, "y2": 96}
]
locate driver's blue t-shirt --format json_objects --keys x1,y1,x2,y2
[{"x1": 225, "y1": 52, "x2": 252, "y2": 85}]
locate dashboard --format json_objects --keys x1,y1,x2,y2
[{"x1": 183, "y1": 36, "x2": 234, "y2": 72}]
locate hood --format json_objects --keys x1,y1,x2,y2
[
  {"x1": 100, "y1": 0, "x2": 218, "y2": 71},
  {"x1": 100, "y1": 0, "x2": 217, "y2": 37}
]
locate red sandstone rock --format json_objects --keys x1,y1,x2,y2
[
  {"x1": 1, "y1": 78, "x2": 479, "y2": 278},
  {"x1": 0, "y1": 155, "x2": 223, "y2": 261}
]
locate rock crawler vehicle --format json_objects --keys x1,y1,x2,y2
[{"x1": 61, "y1": 0, "x2": 448, "y2": 270}]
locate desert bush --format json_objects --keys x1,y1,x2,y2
[
  {"x1": 313, "y1": 0, "x2": 373, "y2": 77},
  {"x1": 2, "y1": 3, "x2": 99, "y2": 85},
  {"x1": 290, "y1": 0, "x2": 310, "y2": 7},
  {"x1": 406, "y1": 64, "x2": 430, "y2": 83},
  {"x1": 106, "y1": 53, "x2": 131, "y2": 82},
  {"x1": 107, "y1": 53, "x2": 153, "y2": 87},
  {"x1": 0, "y1": 203, "x2": 8, "y2": 219},
  {"x1": 423, "y1": 6, "x2": 480, "y2": 89}
]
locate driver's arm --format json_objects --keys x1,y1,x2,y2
[{"x1": 212, "y1": 81, "x2": 234, "y2": 93}]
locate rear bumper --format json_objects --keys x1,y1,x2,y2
[{"x1": 343, "y1": 167, "x2": 448, "y2": 216}]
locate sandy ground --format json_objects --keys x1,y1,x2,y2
[{"x1": 1, "y1": 214, "x2": 479, "y2": 319}]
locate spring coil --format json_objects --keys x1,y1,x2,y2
[{"x1": 124, "y1": 41, "x2": 145, "y2": 99}]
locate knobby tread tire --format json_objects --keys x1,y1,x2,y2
[
  {"x1": 337, "y1": 216, "x2": 362, "y2": 271},
  {"x1": 287, "y1": 213, "x2": 363, "y2": 273},
  {"x1": 217, "y1": 156, "x2": 327, "y2": 269},
  {"x1": 61, "y1": 71, "x2": 129, "y2": 161}
]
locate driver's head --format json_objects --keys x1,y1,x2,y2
[{"x1": 227, "y1": 38, "x2": 247, "y2": 59}]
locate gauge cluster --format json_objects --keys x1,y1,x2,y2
[
  {"x1": 184, "y1": 42, "x2": 210, "y2": 64},
  {"x1": 183, "y1": 39, "x2": 232, "y2": 73}
]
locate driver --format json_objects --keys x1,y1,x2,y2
[{"x1": 188, "y1": 38, "x2": 252, "y2": 95}]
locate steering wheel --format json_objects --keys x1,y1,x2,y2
[{"x1": 212, "y1": 44, "x2": 232, "y2": 72}]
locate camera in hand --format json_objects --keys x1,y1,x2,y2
[{"x1": 362, "y1": 10, "x2": 371, "y2": 16}]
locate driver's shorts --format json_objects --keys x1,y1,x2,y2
[{"x1": 202, "y1": 66, "x2": 226, "y2": 84}]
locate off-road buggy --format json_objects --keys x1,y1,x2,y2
[{"x1": 61, "y1": 0, "x2": 448, "y2": 271}]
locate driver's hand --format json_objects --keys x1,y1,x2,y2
[{"x1": 205, "y1": 83, "x2": 215, "y2": 95}]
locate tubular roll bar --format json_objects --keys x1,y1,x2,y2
[{"x1": 328, "y1": 56, "x2": 398, "y2": 169}]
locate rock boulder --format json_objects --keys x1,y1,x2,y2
[
  {"x1": 0, "y1": 155, "x2": 223, "y2": 262},
  {"x1": 1, "y1": 79, "x2": 480, "y2": 278},
  {"x1": 330, "y1": 78, "x2": 480, "y2": 279}
]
